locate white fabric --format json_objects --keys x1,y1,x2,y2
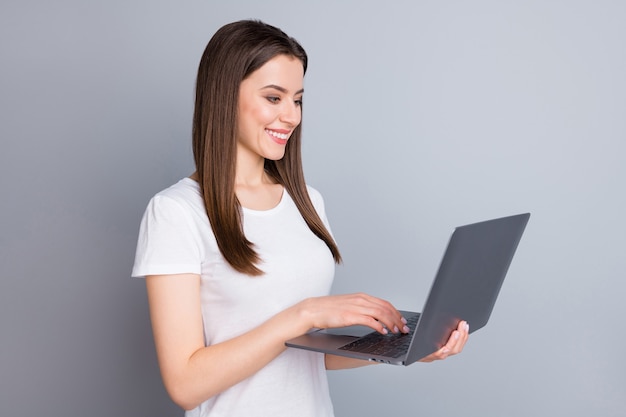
[{"x1": 132, "y1": 178, "x2": 336, "y2": 417}]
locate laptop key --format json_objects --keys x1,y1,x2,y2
[{"x1": 338, "y1": 315, "x2": 419, "y2": 358}]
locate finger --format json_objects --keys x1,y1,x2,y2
[
  {"x1": 436, "y1": 328, "x2": 463, "y2": 357},
  {"x1": 444, "y1": 331, "x2": 461, "y2": 354},
  {"x1": 352, "y1": 309, "x2": 397, "y2": 335},
  {"x1": 459, "y1": 321, "x2": 470, "y2": 350},
  {"x1": 455, "y1": 321, "x2": 470, "y2": 347},
  {"x1": 459, "y1": 321, "x2": 470, "y2": 343},
  {"x1": 418, "y1": 321, "x2": 469, "y2": 363},
  {"x1": 375, "y1": 313, "x2": 409, "y2": 334},
  {"x1": 425, "y1": 345, "x2": 451, "y2": 362},
  {"x1": 447, "y1": 321, "x2": 470, "y2": 354},
  {"x1": 349, "y1": 293, "x2": 407, "y2": 334},
  {"x1": 362, "y1": 315, "x2": 388, "y2": 334},
  {"x1": 369, "y1": 298, "x2": 408, "y2": 334}
]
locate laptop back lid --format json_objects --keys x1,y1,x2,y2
[{"x1": 405, "y1": 213, "x2": 530, "y2": 364}]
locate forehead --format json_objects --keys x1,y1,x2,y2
[{"x1": 243, "y1": 55, "x2": 304, "y2": 91}]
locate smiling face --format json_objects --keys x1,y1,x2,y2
[{"x1": 236, "y1": 54, "x2": 304, "y2": 165}]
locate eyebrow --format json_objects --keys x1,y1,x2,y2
[{"x1": 260, "y1": 84, "x2": 304, "y2": 95}]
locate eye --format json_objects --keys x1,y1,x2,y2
[
  {"x1": 266, "y1": 96, "x2": 280, "y2": 104},
  {"x1": 294, "y1": 98, "x2": 303, "y2": 107}
]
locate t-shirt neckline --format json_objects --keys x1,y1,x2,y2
[{"x1": 182, "y1": 177, "x2": 286, "y2": 216}]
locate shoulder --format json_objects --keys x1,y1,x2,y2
[
  {"x1": 305, "y1": 184, "x2": 324, "y2": 203},
  {"x1": 305, "y1": 185, "x2": 327, "y2": 214},
  {"x1": 133, "y1": 179, "x2": 207, "y2": 278},
  {"x1": 149, "y1": 178, "x2": 202, "y2": 210},
  {"x1": 154, "y1": 178, "x2": 201, "y2": 203},
  {"x1": 142, "y1": 178, "x2": 205, "y2": 226},
  {"x1": 306, "y1": 184, "x2": 323, "y2": 202}
]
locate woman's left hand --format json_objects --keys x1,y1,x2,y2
[{"x1": 419, "y1": 320, "x2": 470, "y2": 363}]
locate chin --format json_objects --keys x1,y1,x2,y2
[{"x1": 264, "y1": 151, "x2": 287, "y2": 161}]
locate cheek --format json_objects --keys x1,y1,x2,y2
[
  {"x1": 239, "y1": 102, "x2": 275, "y2": 130},
  {"x1": 252, "y1": 105, "x2": 276, "y2": 125}
]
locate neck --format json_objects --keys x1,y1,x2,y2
[{"x1": 235, "y1": 150, "x2": 270, "y2": 187}]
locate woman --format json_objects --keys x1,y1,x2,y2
[{"x1": 132, "y1": 20, "x2": 469, "y2": 416}]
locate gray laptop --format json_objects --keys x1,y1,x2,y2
[{"x1": 286, "y1": 213, "x2": 530, "y2": 366}]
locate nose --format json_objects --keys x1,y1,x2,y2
[{"x1": 279, "y1": 101, "x2": 301, "y2": 127}]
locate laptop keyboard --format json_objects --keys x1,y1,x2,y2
[{"x1": 338, "y1": 314, "x2": 420, "y2": 358}]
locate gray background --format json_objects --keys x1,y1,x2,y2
[{"x1": 1, "y1": 1, "x2": 624, "y2": 416}]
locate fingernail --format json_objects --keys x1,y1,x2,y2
[
  {"x1": 454, "y1": 331, "x2": 460, "y2": 340},
  {"x1": 393, "y1": 326, "x2": 399, "y2": 333},
  {"x1": 402, "y1": 325, "x2": 410, "y2": 333},
  {"x1": 382, "y1": 327, "x2": 388, "y2": 335},
  {"x1": 465, "y1": 323, "x2": 470, "y2": 332},
  {"x1": 401, "y1": 317, "x2": 408, "y2": 324}
]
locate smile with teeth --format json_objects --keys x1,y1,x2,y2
[{"x1": 265, "y1": 129, "x2": 290, "y2": 141}]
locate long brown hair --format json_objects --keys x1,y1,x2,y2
[{"x1": 192, "y1": 20, "x2": 341, "y2": 276}]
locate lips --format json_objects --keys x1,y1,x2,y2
[{"x1": 265, "y1": 128, "x2": 290, "y2": 144}]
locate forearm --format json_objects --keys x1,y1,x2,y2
[
  {"x1": 163, "y1": 303, "x2": 310, "y2": 410},
  {"x1": 324, "y1": 354, "x2": 378, "y2": 370},
  {"x1": 146, "y1": 271, "x2": 316, "y2": 410},
  {"x1": 148, "y1": 274, "x2": 408, "y2": 409}
]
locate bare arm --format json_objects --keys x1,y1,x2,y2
[
  {"x1": 325, "y1": 354, "x2": 377, "y2": 370},
  {"x1": 146, "y1": 274, "x2": 408, "y2": 410}
]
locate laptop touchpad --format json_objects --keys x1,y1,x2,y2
[{"x1": 320, "y1": 325, "x2": 373, "y2": 337}]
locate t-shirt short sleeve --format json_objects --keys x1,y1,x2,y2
[{"x1": 132, "y1": 194, "x2": 203, "y2": 277}]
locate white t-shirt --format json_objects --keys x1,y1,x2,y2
[{"x1": 132, "y1": 178, "x2": 336, "y2": 417}]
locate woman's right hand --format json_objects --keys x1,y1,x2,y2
[{"x1": 295, "y1": 293, "x2": 411, "y2": 335}]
